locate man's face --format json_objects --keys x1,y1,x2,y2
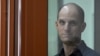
[{"x1": 56, "y1": 6, "x2": 86, "y2": 44}]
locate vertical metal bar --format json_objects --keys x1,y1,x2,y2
[
  {"x1": 95, "y1": 0, "x2": 100, "y2": 53},
  {"x1": 15, "y1": 0, "x2": 18, "y2": 56},
  {"x1": 7, "y1": 0, "x2": 10, "y2": 56},
  {"x1": 0, "y1": 0, "x2": 1, "y2": 55},
  {"x1": 18, "y1": 0, "x2": 21, "y2": 56}
]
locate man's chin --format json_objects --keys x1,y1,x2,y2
[{"x1": 62, "y1": 39, "x2": 81, "y2": 46}]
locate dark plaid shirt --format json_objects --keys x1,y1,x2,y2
[{"x1": 55, "y1": 40, "x2": 100, "y2": 56}]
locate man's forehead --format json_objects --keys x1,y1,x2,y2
[{"x1": 58, "y1": 17, "x2": 80, "y2": 21}]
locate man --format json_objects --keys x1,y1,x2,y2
[{"x1": 55, "y1": 3, "x2": 100, "y2": 56}]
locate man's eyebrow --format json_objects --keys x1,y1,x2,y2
[{"x1": 58, "y1": 19, "x2": 65, "y2": 21}]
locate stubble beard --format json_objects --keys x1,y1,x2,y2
[{"x1": 62, "y1": 36, "x2": 81, "y2": 46}]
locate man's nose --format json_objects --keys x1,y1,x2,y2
[{"x1": 64, "y1": 23, "x2": 70, "y2": 32}]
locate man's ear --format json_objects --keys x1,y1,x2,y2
[{"x1": 81, "y1": 22, "x2": 86, "y2": 32}]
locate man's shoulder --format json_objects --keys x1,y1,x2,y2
[
  {"x1": 78, "y1": 40, "x2": 100, "y2": 56},
  {"x1": 79, "y1": 41, "x2": 100, "y2": 56},
  {"x1": 83, "y1": 47, "x2": 100, "y2": 56}
]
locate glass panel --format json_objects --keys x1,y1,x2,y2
[
  {"x1": 48, "y1": 0, "x2": 94, "y2": 56},
  {"x1": 48, "y1": 0, "x2": 58, "y2": 56},
  {"x1": 63, "y1": 0, "x2": 94, "y2": 49}
]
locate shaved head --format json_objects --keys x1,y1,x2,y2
[{"x1": 57, "y1": 3, "x2": 84, "y2": 23}]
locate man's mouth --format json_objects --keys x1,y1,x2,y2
[
  {"x1": 62, "y1": 34, "x2": 71, "y2": 37},
  {"x1": 63, "y1": 33, "x2": 71, "y2": 35}
]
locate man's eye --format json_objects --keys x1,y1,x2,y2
[
  {"x1": 70, "y1": 21, "x2": 77, "y2": 25},
  {"x1": 59, "y1": 20, "x2": 65, "y2": 25}
]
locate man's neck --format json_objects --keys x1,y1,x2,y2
[{"x1": 63, "y1": 42, "x2": 80, "y2": 56}]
